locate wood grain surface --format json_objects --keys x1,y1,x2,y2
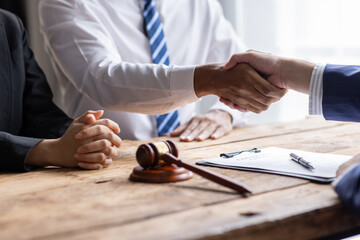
[{"x1": 1, "y1": 116, "x2": 359, "y2": 240}]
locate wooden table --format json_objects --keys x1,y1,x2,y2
[{"x1": 1, "y1": 117, "x2": 360, "y2": 240}]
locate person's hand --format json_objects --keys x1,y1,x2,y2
[
  {"x1": 170, "y1": 109, "x2": 232, "y2": 141},
  {"x1": 337, "y1": 154, "x2": 360, "y2": 177},
  {"x1": 67, "y1": 110, "x2": 121, "y2": 169},
  {"x1": 25, "y1": 110, "x2": 122, "y2": 170},
  {"x1": 194, "y1": 62, "x2": 287, "y2": 114},
  {"x1": 224, "y1": 51, "x2": 285, "y2": 89},
  {"x1": 224, "y1": 51, "x2": 315, "y2": 93},
  {"x1": 221, "y1": 51, "x2": 315, "y2": 112}
]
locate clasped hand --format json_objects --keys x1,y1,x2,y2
[{"x1": 25, "y1": 110, "x2": 122, "y2": 170}]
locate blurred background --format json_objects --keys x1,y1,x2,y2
[
  {"x1": 2, "y1": 0, "x2": 360, "y2": 125},
  {"x1": 219, "y1": 0, "x2": 360, "y2": 124}
]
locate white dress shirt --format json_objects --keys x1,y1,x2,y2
[
  {"x1": 39, "y1": 0, "x2": 247, "y2": 140},
  {"x1": 309, "y1": 63, "x2": 326, "y2": 115}
]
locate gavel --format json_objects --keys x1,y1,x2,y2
[{"x1": 135, "y1": 140, "x2": 252, "y2": 194}]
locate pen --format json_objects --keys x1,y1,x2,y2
[{"x1": 289, "y1": 153, "x2": 315, "y2": 170}]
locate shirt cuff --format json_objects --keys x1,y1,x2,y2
[
  {"x1": 169, "y1": 65, "x2": 200, "y2": 108},
  {"x1": 309, "y1": 63, "x2": 326, "y2": 115}
]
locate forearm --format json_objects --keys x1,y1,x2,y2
[
  {"x1": 194, "y1": 63, "x2": 223, "y2": 97},
  {"x1": 24, "y1": 139, "x2": 58, "y2": 167},
  {"x1": 50, "y1": 57, "x2": 198, "y2": 114},
  {"x1": 281, "y1": 58, "x2": 315, "y2": 94}
]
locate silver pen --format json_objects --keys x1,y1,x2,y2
[{"x1": 290, "y1": 153, "x2": 315, "y2": 170}]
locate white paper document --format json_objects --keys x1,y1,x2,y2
[{"x1": 196, "y1": 147, "x2": 352, "y2": 182}]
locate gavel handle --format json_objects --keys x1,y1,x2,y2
[{"x1": 162, "y1": 153, "x2": 251, "y2": 194}]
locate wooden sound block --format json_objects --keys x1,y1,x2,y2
[{"x1": 129, "y1": 164, "x2": 193, "y2": 183}]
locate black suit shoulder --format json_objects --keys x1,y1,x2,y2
[
  {"x1": 0, "y1": 9, "x2": 19, "y2": 22},
  {"x1": 0, "y1": 9, "x2": 22, "y2": 37}
]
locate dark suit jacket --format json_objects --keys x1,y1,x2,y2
[
  {"x1": 323, "y1": 65, "x2": 360, "y2": 218},
  {"x1": 335, "y1": 165, "x2": 360, "y2": 219},
  {"x1": 323, "y1": 64, "x2": 360, "y2": 121},
  {"x1": 0, "y1": 9, "x2": 72, "y2": 171}
]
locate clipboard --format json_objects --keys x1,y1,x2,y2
[{"x1": 196, "y1": 147, "x2": 352, "y2": 183}]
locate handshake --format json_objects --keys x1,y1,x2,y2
[{"x1": 194, "y1": 51, "x2": 315, "y2": 113}]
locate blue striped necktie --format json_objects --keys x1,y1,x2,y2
[{"x1": 143, "y1": 0, "x2": 180, "y2": 136}]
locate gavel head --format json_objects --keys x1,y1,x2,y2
[{"x1": 136, "y1": 140, "x2": 179, "y2": 169}]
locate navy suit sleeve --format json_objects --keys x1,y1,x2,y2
[
  {"x1": 323, "y1": 64, "x2": 360, "y2": 121},
  {"x1": 335, "y1": 164, "x2": 360, "y2": 219},
  {"x1": 0, "y1": 132, "x2": 41, "y2": 172}
]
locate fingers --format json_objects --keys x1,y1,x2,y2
[
  {"x1": 251, "y1": 77, "x2": 288, "y2": 100},
  {"x1": 179, "y1": 111, "x2": 232, "y2": 142},
  {"x1": 224, "y1": 51, "x2": 271, "y2": 71},
  {"x1": 170, "y1": 122, "x2": 189, "y2": 137},
  {"x1": 77, "y1": 158, "x2": 113, "y2": 170},
  {"x1": 74, "y1": 151, "x2": 112, "y2": 164},
  {"x1": 224, "y1": 52, "x2": 253, "y2": 70},
  {"x1": 233, "y1": 95, "x2": 270, "y2": 114},
  {"x1": 78, "y1": 144, "x2": 118, "y2": 158},
  {"x1": 91, "y1": 110, "x2": 105, "y2": 120},
  {"x1": 78, "y1": 162, "x2": 103, "y2": 170},
  {"x1": 222, "y1": 64, "x2": 287, "y2": 113},
  {"x1": 80, "y1": 132, "x2": 122, "y2": 148},
  {"x1": 100, "y1": 132, "x2": 122, "y2": 148},
  {"x1": 245, "y1": 68, "x2": 286, "y2": 101},
  {"x1": 75, "y1": 124, "x2": 121, "y2": 141},
  {"x1": 83, "y1": 110, "x2": 105, "y2": 124},
  {"x1": 220, "y1": 83, "x2": 286, "y2": 114},
  {"x1": 196, "y1": 124, "x2": 217, "y2": 141},
  {"x1": 180, "y1": 119, "x2": 210, "y2": 142},
  {"x1": 179, "y1": 117, "x2": 202, "y2": 141},
  {"x1": 225, "y1": 91, "x2": 271, "y2": 114},
  {"x1": 93, "y1": 119, "x2": 121, "y2": 134},
  {"x1": 211, "y1": 126, "x2": 228, "y2": 140},
  {"x1": 181, "y1": 121, "x2": 229, "y2": 142},
  {"x1": 74, "y1": 111, "x2": 120, "y2": 135},
  {"x1": 83, "y1": 115, "x2": 96, "y2": 124},
  {"x1": 75, "y1": 110, "x2": 104, "y2": 124},
  {"x1": 77, "y1": 139, "x2": 117, "y2": 154},
  {"x1": 220, "y1": 97, "x2": 248, "y2": 112},
  {"x1": 224, "y1": 51, "x2": 287, "y2": 90},
  {"x1": 102, "y1": 147, "x2": 118, "y2": 157}
]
